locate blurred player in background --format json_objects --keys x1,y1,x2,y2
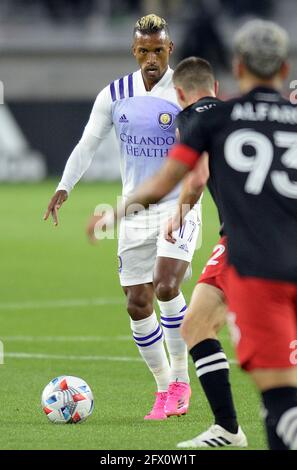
[
  {"x1": 98, "y1": 20, "x2": 297, "y2": 450},
  {"x1": 44, "y1": 14, "x2": 201, "y2": 420}
]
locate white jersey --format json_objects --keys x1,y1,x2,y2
[{"x1": 57, "y1": 67, "x2": 181, "y2": 205}]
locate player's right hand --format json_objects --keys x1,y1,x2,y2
[
  {"x1": 164, "y1": 213, "x2": 183, "y2": 244},
  {"x1": 43, "y1": 190, "x2": 68, "y2": 226}
]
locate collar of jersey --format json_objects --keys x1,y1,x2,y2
[
  {"x1": 137, "y1": 67, "x2": 173, "y2": 95},
  {"x1": 247, "y1": 85, "x2": 280, "y2": 97}
]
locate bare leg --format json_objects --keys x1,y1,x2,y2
[{"x1": 181, "y1": 282, "x2": 226, "y2": 349}]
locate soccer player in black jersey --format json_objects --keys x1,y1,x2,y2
[
  {"x1": 171, "y1": 57, "x2": 248, "y2": 448},
  {"x1": 97, "y1": 20, "x2": 297, "y2": 450}
]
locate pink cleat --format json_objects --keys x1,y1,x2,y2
[
  {"x1": 144, "y1": 392, "x2": 168, "y2": 420},
  {"x1": 164, "y1": 382, "x2": 191, "y2": 417}
]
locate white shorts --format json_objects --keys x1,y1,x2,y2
[{"x1": 117, "y1": 203, "x2": 201, "y2": 286}]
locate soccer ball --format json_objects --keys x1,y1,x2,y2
[{"x1": 41, "y1": 375, "x2": 94, "y2": 424}]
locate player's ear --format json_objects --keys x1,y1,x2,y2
[
  {"x1": 175, "y1": 86, "x2": 186, "y2": 106},
  {"x1": 280, "y1": 61, "x2": 290, "y2": 80},
  {"x1": 214, "y1": 80, "x2": 219, "y2": 97},
  {"x1": 132, "y1": 36, "x2": 138, "y2": 57},
  {"x1": 232, "y1": 57, "x2": 242, "y2": 79},
  {"x1": 169, "y1": 41, "x2": 174, "y2": 55}
]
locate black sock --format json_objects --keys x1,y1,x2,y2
[
  {"x1": 262, "y1": 387, "x2": 297, "y2": 450},
  {"x1": 190, "y1": 339, "x2": 238, "y2": 434}
]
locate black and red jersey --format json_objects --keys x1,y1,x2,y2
[
  {"x1": 176, "y1": 96, "x2": 225, "y2": 234},
  {"x1": 171, "y1": 87, "x2": 297, "y2": 281}
]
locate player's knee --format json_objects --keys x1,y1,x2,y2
[
  {"x1": 126, "y1": 293, "x2": 153, "y2": 321},
  {"x1": 250, "y1": 369, "x2": 297, "y2": 391},
  {"x1": 154, "y1": 278, "x2": 179, "y2": 301}
]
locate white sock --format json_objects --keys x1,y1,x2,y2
[
  {"x1": 158, "y1": 292, "x2": 189, "y2": 383},
  {"x1": 131, "y1": 312, "x2": 170, "y2": 392}
]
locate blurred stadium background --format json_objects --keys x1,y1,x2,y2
[
  {"x1": 0, "y1": 0, "x2": 295, "y2": 450},
  {"x1": 1, "y1": 0, "x2": 296, "y2": 181}
]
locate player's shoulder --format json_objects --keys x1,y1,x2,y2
[
  {"x1": 90, "y1": 71, "x2": 137, "y2": 113},
  {"x1": 177, "y1": 97, "x2": 222, "y2": 128},
  {"x1": 108, "y1": 71, "x2": 137, "y2": 103},
  {"x1": 191, "y1": 96, "x2": 221, "y2": 112},
  {"x1": 224, "y1": 87, "x2": 297, "y2": 109}
]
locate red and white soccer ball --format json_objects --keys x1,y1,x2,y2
[{"x1": 41, "y1": 375, "x2": 94, "y2": 424}]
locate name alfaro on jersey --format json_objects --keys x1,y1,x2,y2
[{"x1": 231, "y1": 101, "x2": 297, "y2": 123}]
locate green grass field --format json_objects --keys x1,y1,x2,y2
[{"x1": 0, "y1": 181, "x2": 266, "y2": 450}]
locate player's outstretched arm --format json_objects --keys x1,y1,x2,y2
[
  {"x1": 43, "y1": 190, "x2": 68, "y2": 226},
  {"x1": 130, "y1": 159, "x2": 189, "y2": 207},
  {"x1": 165, "y1": 152, "x2": 209, "y2": 243},
  {"x1": 44, "y1": 87, "x2": 112, "y2": 228},
  {"x1": 86, "y1": 158, "x2": 191, "y2": 243},
  {"x1": 43, "y1": 133, "x2": 101, "y2": 226},
  {"x1": 165, "y1": 176, "x2": 204, "y2": 244},
  {"x1": 117, "y1": 158, "x2": 190, "y2": 219}
]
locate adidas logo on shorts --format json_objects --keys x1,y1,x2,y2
[{"x1": 178, "y1": 244, "x2": 189, "y2": 253}]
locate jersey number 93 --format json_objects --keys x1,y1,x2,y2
[{"x1": 224, "y1": 129, "x2": 297, "y2": 199}]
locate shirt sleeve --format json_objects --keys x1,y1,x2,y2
[
  {"x1": 56, "y1": 133, "x2": 101, "y2": 193},
  {"x1": 83, "y1": 85, "x2": 113, "y2": 139},
  {"x1": 169, "y1": 143, "x2": 200, "y2": 169},
  {"x1": 56, "y1": 85, "x2": 114, "y2": 194},
  {"x1": 175, "y1": 107, "x2": 194, "y2": 141}
]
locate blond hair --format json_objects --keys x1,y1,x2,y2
[{"x1": 133, "y1": 14, "x2": 170, "y2": 37}]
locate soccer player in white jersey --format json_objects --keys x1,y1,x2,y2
[{"x1": 44, "y1": 14, "x2": 201, "y2": 420}]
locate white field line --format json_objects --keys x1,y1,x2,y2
[
  {"x1": 3, "y1": 351, "x2": 238, "y2": 365},
  {"x1": 1, "y1": 335, "x2": 131, "y2": 342},
  {"x1": 0, "y1": 297, "x2": 124, "y2": 311},
  {"x1": 5, "y1": 352, "x2": 142, "y2": 363}
]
